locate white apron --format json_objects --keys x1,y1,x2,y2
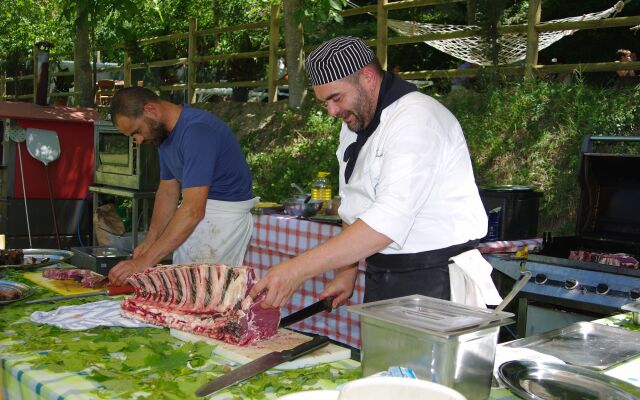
[{"x1": 173, "y1": 197, "x2": 258, "y2": 266}]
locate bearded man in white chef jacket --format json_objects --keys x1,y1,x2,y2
[{"x1": 250, "y1": 36, "x2": 490, "y2": 309}]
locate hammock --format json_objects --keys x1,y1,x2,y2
[{"x1": 355, "y1": 1, "x2": 627, "y2": 66}]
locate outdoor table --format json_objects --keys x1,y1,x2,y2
[
  {"x1": 0, "y1": 299, "x2": 358, "y2": 400},
  {"x1": 2, "y1": 291, "x2": 635, "y2": 400},
  {"x1": 244, "y1": 214, "x2": 542, "y2": 348}
]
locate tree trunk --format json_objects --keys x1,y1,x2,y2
[
  {"x1": 283, "y1": 0, "x2": 306, "y2": 108},
  {"x1": 74, "y1": 3, "x2": 93, "y2": 107},
  {"x1": 467, "y1": 0, "x2": 477, "y2": 24}
]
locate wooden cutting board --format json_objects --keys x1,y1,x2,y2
[
  {"x1": 170, "y1": 328, "x2": 351, "y2": 370},
  {"x1": 23, "y1": 271, "x2": 104, "y2": 296}
]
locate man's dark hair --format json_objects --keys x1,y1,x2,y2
[
  {"x1": 110, "y1": 87, "x2": 160, "y2": 122},
  {"x1": 617, "y1": 49, "x2": 631, "y2": 59},
  {"x1": 343, "y1": 57, "x2": 384, "y2": 85}
]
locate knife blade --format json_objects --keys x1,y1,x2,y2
[
  {"x1": 23, "y1": 284, "x2": 134, "y2": 305},
  {"x1": 279, "y1": 296, "x2": 334, "y2": 328},
  {"x1": 195, "y1": 335, "x2": 330, "y2": 397}
]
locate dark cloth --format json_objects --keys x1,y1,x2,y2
[
  {"x1": 363, "y1": 240, "x2": 479, "y2": 303},
  {"x1": 343, "y1": 71, "x2": 417, "y2": 183}
]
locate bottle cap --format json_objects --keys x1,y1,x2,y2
[{"x1": 318, "y1": 171, "x2": 330, "y2": 178}]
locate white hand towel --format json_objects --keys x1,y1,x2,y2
[
  {"x1": 30, "y1": 300, "x2": 158, "y2": 330},
  {"x1": 449, "y1": 249, "x2": 503, "y2": 307}
]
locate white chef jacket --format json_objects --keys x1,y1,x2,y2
[{"x1": 337, "y1": 91, "x2": 487, "y2": 254}]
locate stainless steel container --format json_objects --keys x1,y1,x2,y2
[
  {"x1": 348, "y1": 295, "x2": 514, "y2": 400},
  {"x1": 622, "y1": 301, "x2": 640, "y2": 325}
]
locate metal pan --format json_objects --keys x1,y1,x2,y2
[
  {"x1": 0, "y1": 280, "x2": 33, "y2": 305},
  {"x1": 503, "y1": 321, "x2": 640, "y2": 370},
  {"x1": 498, "y1": 360, "x2": 640, "y2": 400},
  {"x1": 0, "y1": 248, "x2": 74, "y2": 270}
]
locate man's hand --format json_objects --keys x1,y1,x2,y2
[
  {"x1": 108, "y1": 258, "x2": 151, "y2": 286},
  {"x1": 248, "y1": 260, "x2": 305, "y2": 309},
  {"x1": 320, "y1": 265, "x2": 358, "y2": 308}
]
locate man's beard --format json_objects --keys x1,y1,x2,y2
[
  {"x1": 144, "y1": 116, "x2": 170, "y2": 146},
  {"x1": 337, "y1": 85, "x2": 376, "y2": 132}
]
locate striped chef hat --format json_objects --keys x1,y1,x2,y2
[{"x1": 305, "y1": 36, "x2": 375, "y2": 86}]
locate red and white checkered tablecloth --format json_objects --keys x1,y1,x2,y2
[
  {"x1": 244, "y1": 214, "x2": 543, "y2": 348},
  {"x1": 244, "y1": 214, "x2": 366, "y2": 348}
]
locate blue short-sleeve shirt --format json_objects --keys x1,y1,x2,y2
[{"x1": 158, "y1": 105, "x2": 253, "y2": 201}]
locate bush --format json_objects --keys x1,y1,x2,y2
[
  {"x1": 443, "y1": 79, "x2": 640, "y2": 233},
  {"x1": 238, "y1": 101, "x2": 341, "y2": 202}
]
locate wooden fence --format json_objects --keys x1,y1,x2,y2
[{"x1": 1, "y1": 0, "x2": 639, "y2": 105}]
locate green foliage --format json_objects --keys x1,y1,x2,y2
[
  {"x1": 239, "y1": 100, "x2": 341, "y2": 202},
  {"x1": 0, "y1": 0, "x2": 73, "y2": 70},
  {"x1": 443, "y1": 79, "x2": 640, "y2": 233}
]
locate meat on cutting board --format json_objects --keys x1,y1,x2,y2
[
  {"x1": 42, "y1": 268, "x2": 108, "y2": 288},
  {"x1": 121, "y1": 263, "x2": 280, "y2": 346}
]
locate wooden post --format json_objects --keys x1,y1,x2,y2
[
  {"x1": 188, "y1": 18, "x2": 198, "y2": 104},
  {"x1": 525, "y1": 0, "x2": 541, "y2": 79},
  {"x1": 124, "y1": 51, "x2": 132, "y2": 87},
  {"x1": 376, "y1": 0, "x2": 389, "y2": 69},
  {"x1": 268, "y1": 3, "x2": 280, "y2": 104},
  {"x1": 33, "y1": 45, "x2": 38, "y2": 103},
  {"x1": 0, "y1": 72, "x2": 5, "y2": 100}
]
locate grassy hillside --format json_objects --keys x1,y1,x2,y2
[{"x1": 197, "y1": 79, "x2": 640, "y2": 236}]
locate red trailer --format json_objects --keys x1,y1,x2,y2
[{"x1": 0, "y1": 101, "x2": 102, "y2": 248}]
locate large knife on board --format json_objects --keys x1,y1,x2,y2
[
  {"x1": 195, "y1": 335, "x2": 330, "y2": 397},
  {"x1": 279, "y1": 296, "x2": 334, "y2": 328}
]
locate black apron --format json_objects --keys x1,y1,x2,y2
[{"x1": 363, "y1": 240, "x2": 479, "y2": 303}]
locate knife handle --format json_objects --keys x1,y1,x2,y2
[
  {"x1": 322, "y1": 296, "x2": 335, "y2": 312},
  {"x1": 106, "y1": 284, "x2": 134, "y2": 296},
  {"x1": 281, "y1": 335, "x2": 330, "y2": 361}
]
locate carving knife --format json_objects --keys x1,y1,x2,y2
[
  {"x1": 23, "y1": 284, "x2": 134, "y2": 305},
  {"x1": 195, "y1": 335, "x2": 330, "y2": 397},
  {"x1": 279, "y1": 296, "x2": 334, "y2": 328}
]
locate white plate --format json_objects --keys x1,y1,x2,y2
[
  {"x1": 277, "y1": 390, "x2": 339, "y2": 400},
  {"x1": 339, "y1": 377, "x2": 466, "y2": 400}
]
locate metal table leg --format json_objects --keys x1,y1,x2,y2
[
  {"x1": 131, "y1": 198, "x2": 139, "y2": 249},
  {"x1": 92, "y1": 194, "x2": 99, "y2": 246}
]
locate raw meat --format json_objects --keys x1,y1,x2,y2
[
  {"x1": 0, "y1": 287, "x2": 21, "y2": 301},
  {"x1": 0, "y1": 249, "x2": 23, "y2": 265},
  {"x1": 569, "y1": 250, "x2": 639, "y2": 269},
  {"x1": 121, "y1": 264, "x2": 280, "y2": 345},
  {"x1": 42, "y1": 268, "x2": 109, "y2": 288}
]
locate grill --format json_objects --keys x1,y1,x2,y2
[{"x1": 488, "y1": 135, "x2": 640, "y2": 337}]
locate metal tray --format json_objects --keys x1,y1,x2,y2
[
  {"x1": 0, "y1": 249, "x2": 74, "y2": 269},
  {"x1": 504, "y1": 321, "x2": 640, "y2": 370},
  {"x1": 498, "y1": 360, "x2": 640, "y2": 400},
  {"x1": 347, "y1": 294, "x2": 514, "y2": 337},
  {"x1": 0, "y1": 280, "x2": 33, "y2": 304}
]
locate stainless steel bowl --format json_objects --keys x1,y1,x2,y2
[{"x1": 283, "y1": 198, "x2": 323, "y2": 217}]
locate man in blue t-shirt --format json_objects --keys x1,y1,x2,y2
[{"x1": 108, "y1": 87, "x2": 257, "y2": 286}]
